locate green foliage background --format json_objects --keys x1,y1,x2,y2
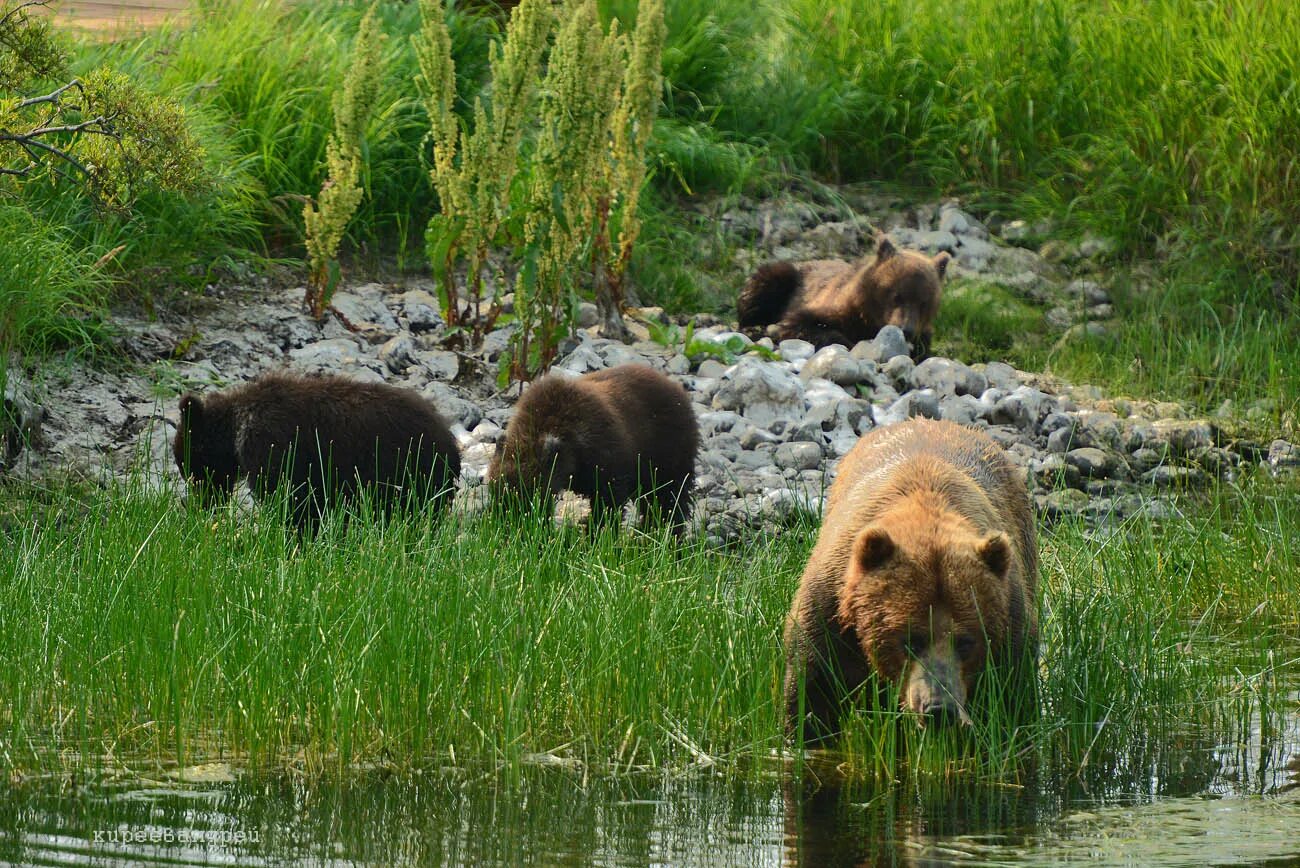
[{"x1": 2, "y1": 0, "x2": 1298, "y2": 421}]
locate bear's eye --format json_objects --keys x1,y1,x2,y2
[
  {"x1": 900, "y1": 632, "x2": 926, "y2": 658},
  {"x1": 955, "y1": 635, "x2": 977, "y2": 660}
]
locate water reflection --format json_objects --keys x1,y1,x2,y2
[{"x1": 0, "y1": 688, "x2": 1295, "y2": 865}]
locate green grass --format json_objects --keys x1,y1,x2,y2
[
  {"x1": 0, "y1": 474, "x2": 1294, "y2": 782},
  {"x1": 930, "y1": 279, "x2": 1050, "y2": 372},
  {"x1": 1047, "y1": 260, "x2": 1300, "y2": 431},
  {"x1": 0, "y1": 204, "x2": 107, "y2": 354}
]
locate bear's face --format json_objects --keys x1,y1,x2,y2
[
  {"x1": 835, "y1": 510, "x2": 1012, "y2": 727},
  {"x1": 488, "y1": 431, "x2": 575, "y2": 510},
  {"x1": 866, "y1": 235, "x2": 950, "y2": 357},
  {"x1": 173, "y1": 393, "x2": 240, "y2": 504}
]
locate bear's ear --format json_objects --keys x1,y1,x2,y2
[
  {"x1": 178, "y1": 393, "x2": 203, "y2": 425},
  {"x1": 933, "y1": 250, "x2": 951, "y2": 279},
  {"x1": 874, "y1": 233, "x2": 897, "y2": 262},
  {"x1": 977, "y1": 533, "x2": 1011, "y2": 579},
  {"x1": 853, "y1": 526, "x2": 895, "y2": 571}
]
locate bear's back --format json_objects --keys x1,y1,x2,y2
[
  {"x1": 230, "y1": 372, "x2": 457, "y2": 473},
  {"x1": 575, "y1": 364, "x2": 698, "y2": 464},
  {"x1": 824, "y1": 419, "x2": 1037, "y2": 589}
]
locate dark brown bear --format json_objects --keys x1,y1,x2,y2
[
  {"x1": 737, "y1": 233, "x2": 950, "y2": 358},
  {"x1": 173, "y1": 371, "x2": 461, "y2": 526},
  {"x1": 488, "y1": 364, "x2": 698, "y2": 534},
  {"x1": 783, "y1": 418, "x2": 1038, "y2": 743}
]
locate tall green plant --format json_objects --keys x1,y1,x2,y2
[
  {"x1": 591, "y1": 0, "x2": 665, "y2": 340},
  {"x1": 303, "y1": 4, "x2": 386, "y2": 319},
  {"x1": 416, "y1": 0, "x2": 550, "y2": 340},
  {"x1": 510, "y1": 0, "x2": 626, "y2": 379}
]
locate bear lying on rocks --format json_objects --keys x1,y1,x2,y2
[
  {"x1": 738, "y1": 233, "x2": 949, "y2": 358},
  {"x1": 488, "y1": 364, "x2": 698, "y2": 535},
  {"x1": 173, "y1": 371, "x2": 461, "y2": 526},
  {"x1": 783, "y1": 418, "x2": 1038, "y2": 743}
]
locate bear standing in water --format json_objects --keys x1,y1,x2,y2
[
  {"x1": 783, "y1": 418, "x2": 1038, "y2": 743},
  {"x1": 488, "y1": 364, "x2": 698, "y2": 535},
  {"x1": 737, "y1": 233, "x2": 950, "y2": 358},
  {"x1": 173, "y1": 371, "x2": 461, "y2": 527}
]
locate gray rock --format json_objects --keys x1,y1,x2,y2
[
  {"x1": 480, "y1": 325, "x2": 516, "y2": 362},
  {"x1": 378, "y1": 334, "x2": 417, "y2": 374},
  {"x1": 739, "y1": 425, "x2": 782, "y2": 449},
  {"x1": 914, "y1": 230, "x2": 959, "y2": 254},
  {"x1": 1267, "y1": 439, "x2": 1300, "y2": 473},
  {"x1": 1129, "y1": 447, "x2": 1167, "y2": 473},
  {"x1": 471, "y1": 420, "x2": 503, "y2": 444},
  {"x1": 592, "y1": 340, "x2": 645, "y2": 369},
  {"x1": 761, "y1": 487, "x2": 821, "y2": 521},
  {"x1": 910, "y1": 357, "x2": 987, "y2": 397},
  {"x1": 1045, "y1": 306, "x2": 1075, "y2": 331},
  {"x1": 1151, "y1": 419, "x2": 1216, "y2": 455},
  {"x1": 783, "y1": 418, "x2": 827, "y2": 444},
  {"x1": 882, "y1": 354, "x2": 915, "y2": 388},
  {"x1": 422, "y1": 382, "x2": 482, "y2": 430},
  {"x1": 712, "y1": 357, "x2": 806, "y2": 426},
  {"x1": 576, "y1": 302, "x2": 600, "y2": 329},
  {"x1": 938, "y1": 394, "x2": 983, "y2": 426},
  {"x1": 1143, "y1": 465, "x2": 1208, "y2": 489},
  {"x1": 982, "y1": 361, "x2": 1021, "y2": 392},
  {"x1": 865, "y1": 325, "x2": 911, "y2": 364},
  {"x1": 417, "y1": 349, "x2": 459, "y2": 382},
  {"x1": 1079, "y1": 234, "x2": 1118, "y2": 259},
  {"x1": 330, "y1": 286, "x2": 399, "y2": 333},
  {"x1": 1041, "y1": 488, "x2": 1090, "y2": 518},
  {"x1": 806, "y1": 397, "x2": 871, "y2": 433},
  {"x1": 556, "y1": 345, "x2": 605, "y2": 374},
  {"x1": 993, "y1": 386, "x2": 1055, "y2": 431},
  {"x1": 2, "y1": 372, "x2": 45, "y2": 469},
  {"x1": 887, "y1": 389, "x2": 941, "y2": 421},
  {"x1": 804, "y1": 220, "x2": 867, "y2": 257},
  {"x1": 288, "y1": 337, "x2": 376, "y2": 374},
  {"x1": 697, "y1": 410, "x2": 745, "y2": 436},
  {"x1": 955, "y1": 236, "x2": 996, "y2": 271},
  {"x1": 777, "y1": 339, "x2": 816, "y2": 362},
  {"x1": 666, "y1": 353, "x2": 690, "y2": 375},
  {"x1": 1065, "y1": 279, "x2": 1111, "y2": 306},
  {"x1": 1072, "y1": 411, "x2": 1123, "y2": 450},
  {"x1": 393, "y1": 289, "x2": 443, "y2": 332},
  {"x1": 696, "y1": 359, "x2": 729, "y2": 379},
  {"x1": 938, "y1": 203, "x2": 988, "y2": 239},
  {"x1": 801, "y1": 346, "x2": 867, "y2": 386},
  {"x1": 774, "y1": 441, "x2": 823, "y2": 471},
  {"x1": 733, "y1": 451, "x2": 772, "y2": 471},
  {"x1": 1064, "y1": 447, "x2": 1118, "y2": 479},
  {"x1": 1031, "y1": 454, "x2": 1082, "y2": 490}
]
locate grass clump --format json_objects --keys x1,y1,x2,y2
[
  {"x1": 0, "y1": 474, "x2": 1294, "y2": 783},
  {"x1": 0, "y1": 204, "x2": 106, "y2": 352}
]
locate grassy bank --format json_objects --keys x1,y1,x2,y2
[{"x1": 0, "y1": 476, "x2": 1294, "y2": 781}]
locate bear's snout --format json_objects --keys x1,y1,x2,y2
[{"x1": 902, "y1": 643, "x2": 973, "y2": 728}]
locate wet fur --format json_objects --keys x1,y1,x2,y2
[
  {"x1": 737, "y1": 234, "x2": 949, "y2": 358},
  {"x1": 173, "y1": 371, "x2": 461, "y2": 527},
  {"x1": 488, "y1": 364, "x2": 698, "y2": 534},
  {"x1": 783, "y1": 418, "x2": 1038, "y2": 743}
]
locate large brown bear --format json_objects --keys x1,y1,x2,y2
[
  {"x1": 173, "y1": 371, "x2": 461, "y2": 527},
  {"x1": 488, "y1": 364, "x2": 698, "y2": 535},
  {"x1": 737, "y1": 233, "x2": 950, "y2": 358},
  {"x1": 783, "y1": 418, "x2": 1038, "y2": 743}
]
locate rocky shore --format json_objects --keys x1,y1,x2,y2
[{"x1": 3, "y1": 193, "x2": 1295, "y2": 542}]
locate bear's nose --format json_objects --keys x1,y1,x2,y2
[{"x1": 921, "y1": 701, "x2": 962, "y2": 727}]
